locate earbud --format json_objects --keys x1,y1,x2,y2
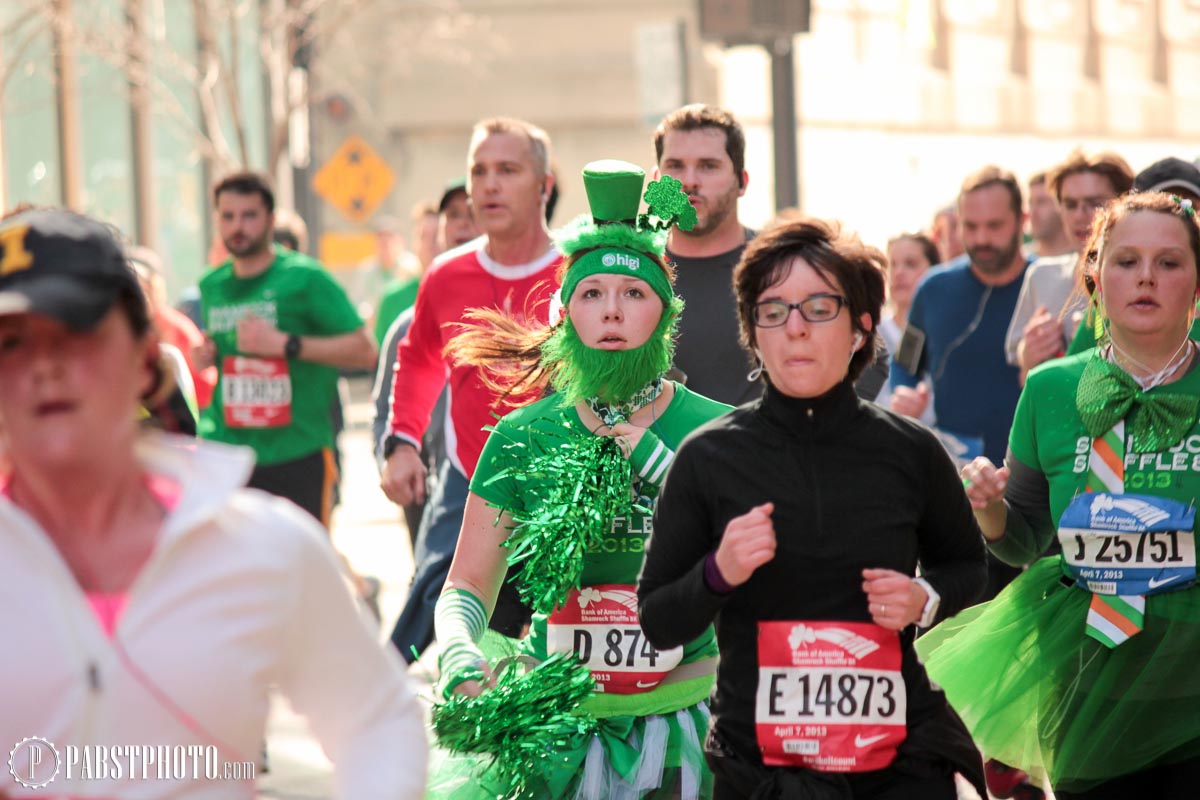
[{"x1": 852, "y1": 332, "x2": 864, "y2": 350}]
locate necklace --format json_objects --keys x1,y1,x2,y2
[
  {"x1": 586, "y1": 378, "x2": 664, "y2": 426},
  {"x1": 1108, "y1": 335, "x2": 1195, "y2": 390}
]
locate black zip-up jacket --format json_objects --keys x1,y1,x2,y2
[{"x1": 638, "y1": 379, "x2": 987, "y2": 793}]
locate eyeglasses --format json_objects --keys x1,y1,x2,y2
[{"x1": 753, "y1": 294, "x2": 845, "y2": 327}]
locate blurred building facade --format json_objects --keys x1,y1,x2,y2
[
  {"x1": 315, "y1": 0, "x2": 1200, "y2": 252},
  {"x1": 3, "y1": 0, "x2": 1199, "y2": 299},
  {"x1": 0, "y1": 0, "x2": 272, "y2": 299}
]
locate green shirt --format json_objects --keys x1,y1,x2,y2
[
  {"x1": 373, "y1": 276, "x2": 420, "y2": 345},
  {"x1": 1068, "y1": 310, "x2": 1200, "y2": 355},
  {"x1": 1000, "y1": 351, "x2": 1200, "y2": 563},
  {"x1": 199, "y1": 249, "x2": 363, "y2": 465},
  {"x1": 472, "y1": 383, "x2": 730, "y2": 718}
]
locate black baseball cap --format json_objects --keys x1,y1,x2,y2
[
  {"x1": 0, "y1": 208, "x2": 141, "y2": 330},
  {"x1": 1134, "y1": 157, "x2": 1200, "y2": 198},
  {"x1": 438, "y1": 178, "x2": 468, "y2": 213}
]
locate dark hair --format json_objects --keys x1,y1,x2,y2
[
  {"x1": 1079, "y1": 192, "x2": 1200, "y2": 297},
  {"x1": 1047, "y1": 149, "x2": 1134, "y2": 202},
  {"x1": 212, "y1": 171, "x2": 275, "y2": 214},
  {"x1": 1028, "y1": 171, "x2": 1048, "y2": 188},
  {"x1": 120, "y1": 287, "x2": 152, "y2": 337},
  {"x1": 886, "y1": 233, "x2": 939, "y2": 270},
  {"x1": 272, "y1": 208, "x2": 308, "y2": 252},
  {"x1": 958, "y1": 165, "x2": 1024, "y2": 218},
  {"x1": 654, "y1": 104, "x2": 746, "y2": 188},
  {"x1": 733, "y1": 216, "x2": 886, "y2": 384}
]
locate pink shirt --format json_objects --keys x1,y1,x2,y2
[{"x1": 2, "y1": 471, "x2": 181, "y2": 639}]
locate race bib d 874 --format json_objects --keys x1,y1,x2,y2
[
  {"x1": 546, "y1": 584, "x2": 683, "y2": 694},
  {"x1": 756, "y1": 621, "x2": 906, "y2": 772},
  {"x1": 222, "y1": 356, "x2": 292, "y2": 428},
  {"x1": 1058, "y1": 492, "x2": 1196, "y2": 596}
]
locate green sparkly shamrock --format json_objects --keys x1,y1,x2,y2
[{"x1": 641, "y1": 175, "x2": 697, "y2": 231}]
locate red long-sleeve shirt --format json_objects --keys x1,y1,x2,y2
[{"x1": 388, "y1": 239, "x2": 561, "y2": 476}]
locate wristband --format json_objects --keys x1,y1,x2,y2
[
  {"x1": 628, "y1": 429, "x2": 674, "y2": 490},
  {"x1": 703, "y1": 551, "x2": 737, "y2": 595},
  {"x1": 435, "y1": 588, "x2": 489, "y2": 699},
  {"x1": 912, "y1": 577, "x2": 942, "y2": 627},
  {"x1": 284, "y1": 333, "x2": 302, "y2": 359}
]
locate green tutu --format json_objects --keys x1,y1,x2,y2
[
  {"x1": 916, "y1": 557, "x2": 1200, "y2": 793},
  {"x1": 428, "y1": 701, "x2": 711, "y2": 799}
]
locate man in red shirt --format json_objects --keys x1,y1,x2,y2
[{"x1": 381, "y1": 118, "x2": 562, "y2": 661}]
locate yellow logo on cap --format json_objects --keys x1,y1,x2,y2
[{"x1": 0, "y1": 224, "x2": 33, "y2": 275}]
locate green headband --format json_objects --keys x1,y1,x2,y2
[{"x1": 561, "y1": 246, "x2": 673, "y2": 305}]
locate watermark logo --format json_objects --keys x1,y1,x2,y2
[
  {"x1": 600, "y1": 252, "x2": 641, "y2": 270},
  {"x1": 8, "y1": 737, "x2": 61, "y2": 789},
  {"x1": 7, "y1": 737, "x2": 254, "y2": 789}
]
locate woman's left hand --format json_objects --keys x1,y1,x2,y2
[
  {"x1": 606, "y1": 421, "x2": 647, "y2": 459},
  {"x1": 862, "y1": 568, "x2": 928, "y2": 631}
]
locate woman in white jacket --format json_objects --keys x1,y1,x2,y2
[{"x1": 0, "y1": 207, "x2": 426, "y2": 799}]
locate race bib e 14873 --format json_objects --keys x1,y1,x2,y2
[{"x1": 756, "y1": 621, "x2": 906, "y2": 772}]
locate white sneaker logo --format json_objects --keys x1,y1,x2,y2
[
  {"x1": 854, "y1": 733, "x2": 889, "y2": 749},
  {"x1": 636, "y1": 680, "x2": 658, "y2": 689},
  {"x1": 1148, "y1": 575, "x2": 1182, "y2": 590}
]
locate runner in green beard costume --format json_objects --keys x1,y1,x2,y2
[{"x1": 424, "y1": 160, "x2": 732, "y2": 799}]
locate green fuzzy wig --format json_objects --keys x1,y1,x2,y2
[{"x1": 554, "y1": 214, "x2": 668, "y2": 261}]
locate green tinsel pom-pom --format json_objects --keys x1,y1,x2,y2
[
  {"x1": 485, "y1": 416, "x2": 644, "y2": 615},
  {"x1": 431, "y1": 653, "x2": 598, "y2": 797}
]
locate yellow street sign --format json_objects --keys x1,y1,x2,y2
[{"x1": 312, "y1": 136, "x2": 395, "y2": 224}]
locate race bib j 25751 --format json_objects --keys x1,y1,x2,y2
[{"x1": 1058, "y1": 492, "x2": 1196, "y2": 596}]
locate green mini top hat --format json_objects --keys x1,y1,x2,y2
[
  {"x1": 583, "y1": 160, "x2": 646, "y2": 223},
  {"x1": 558, "y1": 159, "x2": 697, "y2": 305}
]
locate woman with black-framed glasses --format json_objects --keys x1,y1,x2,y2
[{"x1": 637, "y1": 216, "x2": 988, "y2": 799}]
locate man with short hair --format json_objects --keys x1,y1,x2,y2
[
  {"x1": 381, "y1": 118, "x2": 562, "y2": 661},
  {"x1": 198, "y1": 171, "x2": 377, "y2": 527},
  {"x1": 1134, "y1": 156, "x2": 1200, "y2": 204},
  {"x1": 891, "y1": 165, "x2": 1033, "y2": 599},
  {"x1": 653, "y1": 104, "x2": 757, "y2": 405},
  {"x1": 1007, "y1": 150, "x2": 1134, "y2": 376},
  {"x1": 373, "y1": 177, "x2": 479, "y2": 545},
  {"x1": 930, "y1": 204, "x2": 965, "y2": 265},
  {"x1": 438, "y1": 177, "x2": 480, "y2": 251},
  {"x1": 1026, "y1": 171, "x2": 1072, "y2": 258}
]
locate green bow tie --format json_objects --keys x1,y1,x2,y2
[{"x1": 1076, "y1": 355, "x2": 1200, "y2": 453}]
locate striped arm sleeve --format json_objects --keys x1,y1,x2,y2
[
  {"x1": 629, "y1": 429, "x2": 675, "y2": 492},
  {"x1": 434, "y1": 587, "x2": 489, "y2": 698}
]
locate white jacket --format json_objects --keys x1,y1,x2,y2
[{"x1": 0, "y1": 434, "x2": 427, "y2": 798}]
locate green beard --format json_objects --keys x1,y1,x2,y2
[{"x1": 542, "y1": 298, "x2": 682, "y2": 407}]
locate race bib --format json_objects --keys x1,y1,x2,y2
[
  {"x1": 1059, "y1": 492, "x2": 1196, "y2": 596},
  {"x1": 222, "y1": 356, "x2": 292, "y2": 428},
  {"x1": 546, "y1": 584, "x2": 683, "y2": 694},
  {"x1": 756, "y1": 621, "x2": 906, "y2": 772}
]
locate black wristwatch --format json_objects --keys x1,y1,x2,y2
[
  {"x1": 383, "y1": 434, "x2": 417, "y2": 460},
  {"x1": 284, "y1": 333, "x2": 302, "y2": 359}
]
